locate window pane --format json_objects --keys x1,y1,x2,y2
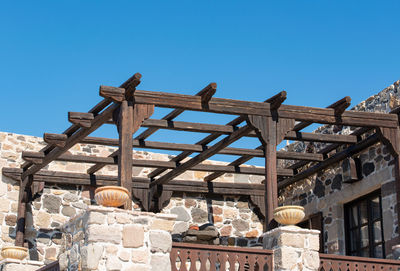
[
  {"x1": 360, "y1": 225, "x2": 369, "y2": 247},
  {"x1": 374, "y1": 245, "x2": 383, "y2": 258},
  {"x1": 371, "y1": 196, "x2": 381, "y2": 221},
  {"x1": 373, "y1": 221, "x2": 382, "y2": 243},
  {"x1": 360, "y1": 248, "x2": 369, "y2": 257},
  {"x1": 349, "y1": 229, "x2": 359, "y2": 250},
  {"x1": 350, "y1": 205, "x2": 358, "y2": 227},
  {"x1": 360, "y1": 200, "x2": 368, "y2": 224}
]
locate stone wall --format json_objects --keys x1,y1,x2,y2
[
  {"x1": 280, "y1": 80, "x2": 400, "y2": 258},
  {"x1": 0, "y1": 131, "x2": 265, "y2": 264},
  {"x1": 59, "y1": 205, "x2": 176, "y2": 271}
]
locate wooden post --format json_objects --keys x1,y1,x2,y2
[
  {"x1": 118, "y1": 100, "x2": 134, "y2": 210},
  {"x1": 15, "y1": 176, "x2": 30, "y2": 247},
  {"x1": 247, "y1": 116, "x2": 278, "y2": 230}
]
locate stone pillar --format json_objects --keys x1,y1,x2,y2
[
  {"x1": 263, "y1": 226, "x2": 320, "y2": 271},
  {"x1": 59, "y1": 206, "x2": 176, "y2": 271}
]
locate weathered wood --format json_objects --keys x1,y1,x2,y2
[
  {"x1": 99, "y1": 85, "x2": 126, "y2": 103},
  {"x1": 21, "y1": 73, "x2": 142, "y2": 171},
  {"x1": 152, "y1": 125, "x2": 254, "y2": 186},
  {"x1": 247, "y1": 115, "x2": 278, "y2": 230},
  {"x1": 133, "y1": 90, "x2": 398, "y2": 127},
  {"x1": 3, "y1": 168, "x2": 266, "y2": 197},
  {"x1": 43, "y1": 133, "x2": 67, "y2": 148},
  {"x1": 266, "y1": 91, "x2": 287, "y2": 110},
  {"x1": 68, "y1": 112, "x2": 94, "y2": 128},
  {"x1": 140, "y1": 119, "x2": 358, "y2": 143},
  {"x1": 293, "y1": 96, "x2": 352, "y2": 131},
  {"x1": 279, "y1": 133, "x2": 380, "y2": 188},
  {"x1": 117, "y1": 100, "x2": 134, "y2": 209},
  {"x1": 199, "y1": 82, "x2": 217, "y2": 104},
  {"x1": 15, "y1": 176, "x2": 30, "y2": 247},
  {"x1": 22, "y1": 102, "x2": 119, "y2": 180},
  {"x1": 22, "y1": 151, "x2": 45, "y2": 164}
]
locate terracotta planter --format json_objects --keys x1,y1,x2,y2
[
  {"x1": 273, "y1": 205, "x2": 305, "y2": 226},
  {"x1": 1, "y1": 246, "x2": 28, "y2": 260},
  {"x1": 94, "y1": 186, "x2": 130, "y2": 207}
]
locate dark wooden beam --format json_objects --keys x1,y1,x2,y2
[
  {"x1": 132, "y1": 90, "x2": 398, "y2": 127},
  {"x1": 15, "y1": 176, "x2": 29, "y2": 247},
  {"x1": 279, "y1": 133, "x2": 380, "y2": 188},
  {"x1": 140, "y1": 119, "x2": 358, "y2": 143},
  {"x1": 43, "y1": 133, "x2": 67, "y2": 148},
  {"x1": 87, "y1": 83, "x2": 217, "y2": 175},
  {"x1": 266, "y1": 91, "x2": 287, "y2": 110},
  {"x1": 68, "y1": 112, "x2": 94, "y2": 128},
  {"x1": 293, "y1": 96, "x2": 352, "y2": 131},
  {"x1": 22, "y1": 103, "x2": 119, "y2": 180},
  {"x1": 21, "y1": 72, "x2": 142, "y2": 171},
  {"x1": 3, "y1": 168, "x2": 266, "y2": 197},
  {"x1": 151, "y1": 125, "x2": 254, "y2": 186},
  {"x1": 99, "y1": 86, "x2": 126, "y2": 103},
  {"x1": 22, "y1": 151, "x2": 45, "y2": 164},
  {"x1": 199, "y1": 82, "x2": 217, "y2": 104}
]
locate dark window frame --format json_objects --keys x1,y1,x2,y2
[{"x1": 344, "y1": 190, "x2": 385, "y2": 258}]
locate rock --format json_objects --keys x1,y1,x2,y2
[
  {"x1": 43, "y1": 194, "x2": 62, "y2": 213},
  {"x1": 118, "y1": 250, "x2": 131, "y2": 262},
  {"x1": 87, "y1": 225, "x2": 122, "y2": 244},
  {"x1": 191, "y1": 208, "x2": 208, "y2": 223},
  {"x1": 151, "y1": 254, "x2": 171, "y2": 271},
  {"x1": 363, "y1": 162, "x2": 375, "y2": 177},
  {"x1": 331, "y1": 174, "x2": 342, "y2": 190},
  {"x1": 150, "y1": 230, "x2": 172, "y2": 253},
  {"x1": 45, "y1": 247, "x2": 57, "y2": 260},
  {"x1": 123, "y1": 225, "x2": 144, "y2": 248},
  {"x1": 185, "y1": 199, "x2": 197, "y2": 208},
  {"x1": 106, "y1": 255, "x2": 122, "y2": 271},
  {"x1": 63, "y1": 193, "x2": 79, "y2": 203},
  {"x1": 81, "y1": 244, "x2": 104, "y2": 270},
  {"x1": 151, "y1": 219, "x2": 174, "y2": 232},
  {"x1": 232, "y1": 219, "x2": 249, "y2": 232},
  {"x1": 220, "y1": 225, "x2": 232, "y2": 236},
  {"x1": 170, "y1": 206, "x2": 190, "y2": 222},
  {"x1": 236, "y1": 201, "x2": 249, "y2": 208},
  {"x1": 224, "y1": 209, "x2": 238, "y2": 219},
  {"x1": 313, "y1": 179, "x2": 325, "y2": 198},
  {"x1": 5, "y1": 214, "x2": 17, "y2": 226},
  {"x1": 131, "y1": 249, "x2": 149, "y2": 264},
  {"x1": 172, "y1": 221, "x2": 189, "y2": 234},
  {"x1": 62, "y1": 206, "x2": 76, "y2": 217},
  {"x1": 0, "y1": 198, "x2": 10, "y2": 212},
  {"x1": 245, "y1": 229, "x2": 259, "y2": 238}
]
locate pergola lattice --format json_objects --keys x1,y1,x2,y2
[{"x1": 3, "y1": 73, "x2": 400, "y2": 247}]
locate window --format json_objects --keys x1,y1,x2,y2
[
  {"x1": 344, "y1": 191, "x2": 385, "y2": 258},
  {"x1": 298, "y1": 212, "x2": 324, "y2": 253}
]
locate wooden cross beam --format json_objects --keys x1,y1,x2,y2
[{"x1": 86, "y1": 83, "x2": 218, "y2": 175}]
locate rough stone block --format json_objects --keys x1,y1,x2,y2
[
  {"x1": 81, "y1": 244, "x2": 104, "y2": 270},
  {"x1": 122, "y1": 225, "x2": 144, "y2": 248},
  {"x1": 151, "y1": 219, "x2": 175, "y2": 232},
  {"x1": 124, "y1": 264, "x2": 151, "y2": 271},
  {"x1": 303, "y1": 250, "x2": 320, "y2": 269},
  {"x1": 87, "y1": 211, "x2": 107, "y2": 225},
  {"x1": 151, "y1": 254, "x2": 171, "y2": 271},
  {"x1": 106, "y1": 255, "x2": 122, "y2": 271},
  {"x1": 150, "y1": 230, "x2": 172, "y2": 253},
  {"x1": 274, "y1": 247, "x2": 301, "y2": 270},
  {"x1": 131, "y1": 249, "x2": 149, "y2": 264},
  {"x1": 87, "y1": 225, "x2": 122, "y2": 244}
]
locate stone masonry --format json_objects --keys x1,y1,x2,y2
[{"x1": 58, "y1": 205, "x2": 176, "y2": 271}]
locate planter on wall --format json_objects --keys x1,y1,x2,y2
[
  {"x1": 1, "y1": 246, "x2": 28, "y2": 260},
  {"x1": 94, "y1": 186, "x2": 130, "y2": 207},
  {"x1": 273, "y1": 205, "x2": 305, "y2": 226}
]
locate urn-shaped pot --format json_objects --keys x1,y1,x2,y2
[
  {"x1": 94, "y1": 186, "x2": 130, "y2": 207},
  {"x1": 1, "y1": 246, "x2": 28, "y2": 260},
  {"x1": 273, "y1": 205, "x2": 305, "y2": 225}
]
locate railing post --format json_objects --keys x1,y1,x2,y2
[{"x1": 263, "y1": 226, "x2": 320, "y2": 271}]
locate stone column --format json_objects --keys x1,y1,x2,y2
[
  {"x1": 263, "y1": 226, "x2": 320, "y2": 271},
  {"x1": 59, "y1": 206, "x2": 177, "y2": 271},
  {"x1": 0, "y1": 259, "x2": 46, "y2": 271}
]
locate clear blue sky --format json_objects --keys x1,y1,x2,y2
[{"x1": 1, "y1": 1, "x2": 399, "y2": 164}]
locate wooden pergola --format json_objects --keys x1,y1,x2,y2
[{"x1": 3, "y1": 73, "x2": 400, "y2": 248}]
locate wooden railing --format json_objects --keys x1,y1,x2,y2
[
  {"x1": 36, "y1": 261, "x2": 60, "y2": 271},
  {"x1": 171, "y1": 242, "x2": 273, "y2": 271},
  {"x1": 320, "y1": 253, "x2": 400, "y2": 271}
]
